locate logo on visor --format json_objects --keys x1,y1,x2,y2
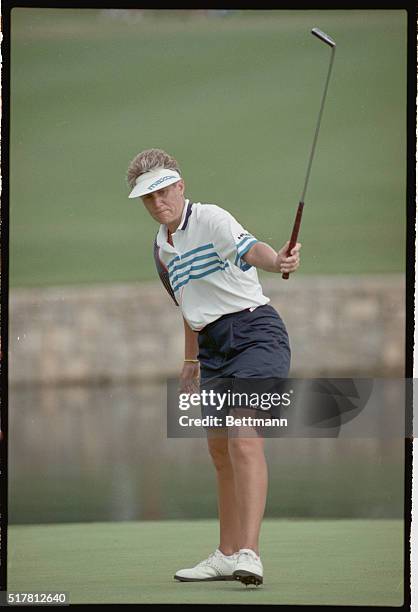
[{"x1": 148, "y1": 176, "x2": 176, "y2": 191}]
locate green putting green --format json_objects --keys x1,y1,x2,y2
[
  {"x1": 8, "y1": 518, "x2": 404, "y2": 605},
  {"x1": 10, "y1": 9, "x2": 406, "y2": 287}
]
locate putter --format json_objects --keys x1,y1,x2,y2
[{"x1": 282, "y1": 28, "x2": 336, "y2": 279}]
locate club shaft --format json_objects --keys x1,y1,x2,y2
[
  {"x1": 300, "y1": 46, "x2": 335, "y2": 203},
  {"x1": 282, "y1": 32, "x2": 336, "y2": 280}
]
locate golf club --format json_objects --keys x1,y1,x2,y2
[{"x1": 282, "y1": 27, "x2": 336, "y2": 280}]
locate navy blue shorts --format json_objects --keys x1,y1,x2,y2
[{"x1": 198, "y1": 304, "x2": 291, "y2": 424}]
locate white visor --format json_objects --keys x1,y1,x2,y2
[{"x1": 128, "y1": 167, "x2": 182, "y2": 198}]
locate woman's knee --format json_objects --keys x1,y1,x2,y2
[
  {"x1": 207, "y1": 435, "x2": 231, "y2": 470},
  {"x1": 228, "y1": 435, "x2": 264, "y2": 463}
]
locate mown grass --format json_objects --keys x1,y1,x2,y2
[
  {"x1": 10, "y1": 9, "x2": 406, "y2": 286},
  {"x1": 8, "y1": 518, "x2": 404, "y2": 605}
]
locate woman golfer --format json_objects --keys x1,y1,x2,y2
[{"x1": 127, "y1": 149, "x2": 301, "y2": 587}]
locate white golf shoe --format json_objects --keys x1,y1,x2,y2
[
  {"x1": 174, "y1": 549, "x2": 238, "y2": 581},
  {"x1": 233, "y1": 548, "x2": 263, "y2": 586}
]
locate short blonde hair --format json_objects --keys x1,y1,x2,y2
[{"x1": 126, "y1": 148, "x2": 181, "y2": 189}]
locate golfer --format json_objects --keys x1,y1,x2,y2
[{"x1": 127, "y1": 148, "x2": 301, "y2": 587}]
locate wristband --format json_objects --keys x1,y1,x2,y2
[{"x1": 184, "y1": 359, "x2": 199, "y2": 363}]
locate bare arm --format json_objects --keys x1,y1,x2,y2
[
  {"x1": 183, "y1": 316, "x2": 199, "y2": 360},
  {"x1": 243, "y1": 241, "x2": 301, "y2": 274}
]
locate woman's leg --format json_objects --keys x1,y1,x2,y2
[
  {"x1": 207, "y1": 429, "x2": 242, "y2": 556},
  {"x1": 227, "y1": 414, "x2": 268, "y2": 555}
]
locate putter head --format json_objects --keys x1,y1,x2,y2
[{"x1": 311, "y1": 27, "x2": 336, "y2": 48}]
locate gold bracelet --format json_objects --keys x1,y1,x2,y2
[{"x1": 184, "y1": 359, "x2": 199, "y2": 363}]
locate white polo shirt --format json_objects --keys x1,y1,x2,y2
[{"x1": 155, "y1": 199, "x2": 270, "y2": 331}]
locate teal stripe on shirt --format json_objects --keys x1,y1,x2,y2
[
  {"x1": 169, "y1": 251, "x2": 219, "y2": 278},
  {"x1": 239, "y1": 260, "x2": 252, "y2": 271},
  {"x1": 237, "y1": 237, "x2": 258, "y2": 257},
  {"x1": 236, "y1": 235, "x2": 254, "y2": 250},
  {"x1": 234, "y1": 238, "x2": 258, "y2": 267},
  {"x1": 167, "y1": 242, "x2": 214, "y2": 270},
  {"x1": 170, "y1": 256, "x2": 224, "y2": 285},
  {"x1": 172, "y1": 261, "x2": 229, "y2": 293}
]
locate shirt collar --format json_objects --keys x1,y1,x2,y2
[
  {"x1": 179, "y1": 199, "x2": 193, "y2": 230},
  {"x1": 174, "y1": 198, "x2": 191, "y2": 233}
]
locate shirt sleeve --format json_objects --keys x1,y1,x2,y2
[{"x1": 207, "y1": 206, "x2": 259, "y2": 271}]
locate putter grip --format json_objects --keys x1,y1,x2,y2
[{"x1": 282, "y1": 201, "x2": 304, "y2": 280}]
